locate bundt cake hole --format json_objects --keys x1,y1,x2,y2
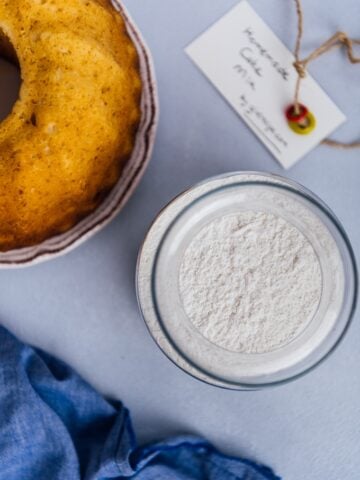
[
  {"x1": 0, "y1": 30, "x2": 21, "y2": 123},
  {"x1": 0, "y1": 28, "x2": 17, "y2": 63}
]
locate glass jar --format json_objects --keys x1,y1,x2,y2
[{"x1": 136, "y1": 172, "x2": 357, "y2": 389}]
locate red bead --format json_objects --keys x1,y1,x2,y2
[{"x1": 285, "y1": 104, "x2": 308, "y2": 123}]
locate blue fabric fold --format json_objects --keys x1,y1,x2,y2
[{"x1": 0, "y1": 326, "x2": 280, "y2": 479}]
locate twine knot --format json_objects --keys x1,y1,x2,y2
[
  {"x1": 293, "y1": 60, "x2": 306, "y2": 78},
  {"x1": 338, "y1": 31, "x2": 348, "y2": 44}
]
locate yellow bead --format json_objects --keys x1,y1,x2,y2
[{"x1": 288, "y1": 111, "x2": 316, "y2": 135}]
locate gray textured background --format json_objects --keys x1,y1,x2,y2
[{"x1": 1, "y1": 1, "x2": 360, "y2": 479}]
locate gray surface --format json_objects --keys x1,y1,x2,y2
[{"x1": 1, "y1": 1, "x2": 360, "y2": 479}]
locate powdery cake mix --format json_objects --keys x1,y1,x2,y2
[{"x1": 179, "y1": 211, "x2": 322, "y2": 353}]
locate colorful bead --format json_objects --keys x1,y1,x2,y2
[
  {"x1": 288, "y1": 111, "x2": 316, "y2": 135},
  {"x1": 286, "y1": 104, "x2": 308, "y2": 122},
  {"x1": 285, "y1": 104, "x2": 316, "y2": 135}
]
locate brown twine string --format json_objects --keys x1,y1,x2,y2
[{"x1": 293, "y1": 0, "x2": 360, "y2": 148}]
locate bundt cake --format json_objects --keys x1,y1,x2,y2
[{"x1": 0, "y1": 0, "x2": 141, "y2": 251}]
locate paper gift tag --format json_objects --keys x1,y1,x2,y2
[{"x1": 185, "y1": 1, "x2": 346, "y2": 168}]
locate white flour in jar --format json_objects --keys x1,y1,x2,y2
[{"x1": 179, "y1": 211, "x2": 323, "y2": 354}]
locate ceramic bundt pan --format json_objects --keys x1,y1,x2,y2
[{"x1": 0, "y1": 1, "x2": 158, "y2": 268}]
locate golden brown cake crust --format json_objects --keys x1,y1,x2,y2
[{"x1": 0, "y1": 0, "x2": 142, "y2": 251}]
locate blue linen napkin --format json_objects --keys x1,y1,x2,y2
[{"x1": 0, "y1": 326, "x2": 280, "y2": 479}]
